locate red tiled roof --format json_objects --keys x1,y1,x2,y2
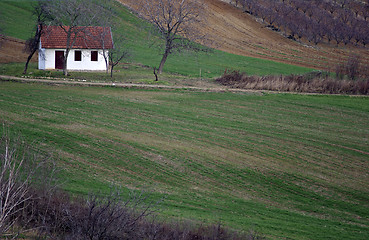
[{"x1": 40, "y1": 26, "x2": 113, "y2": 49}]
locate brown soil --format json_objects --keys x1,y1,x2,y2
[
  {"x1": 0, "y1": 36, "x2": 37, "y2": 63},
  {"x1": 1, "y1": 0, "x2": 368, "y2": 71},
  {"x1": 119, "y1": 0, "x2": 369, "y2": 71}
]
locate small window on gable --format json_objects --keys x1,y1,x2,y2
[
  {"x1": 91, "y1": 51, "x2": 98, "y2": 61},
  {"x1": 75, "y1": 50, "x2": 82, "y2": 61}
]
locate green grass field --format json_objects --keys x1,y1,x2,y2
[
  {"x1": 1, "y1": 1, "x2": 368, "y2": 239},
  {"x1": 0, "y1": 81, "x2": 368, "y2": 239},
  {"x1": 0, "y1": 0, "x2": 313, "y2": 78}
]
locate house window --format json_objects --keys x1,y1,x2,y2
[
  {"x1": 91, "y1": 51, "x2": 98, "y2": 61},
  {"x1": 75, "y1": 50, "x2": 82, "y2": 61}
]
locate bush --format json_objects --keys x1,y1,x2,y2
[
  {"x1": 18, "y1": 188, "x2": 262, "y2": 239},
  {"x1": 216, "y1": 70, "x2": 369, "y2": 95}
]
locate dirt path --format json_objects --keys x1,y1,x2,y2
[
  {"x1": 3, "y1": 75, "x2": 368, "y2": 97},
  {"x1": 0, "y1": 74, "x2": 247, "y2": 93},
  {"x1": 118, "y1": 0, "x2": 369, "y2": 71},
  {"x1": 3, "y1": 75, "x2": 369, "y2": 98}
]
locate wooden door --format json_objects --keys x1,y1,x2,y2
[{"x1": 55, "y1": 51, "x2": 64, "y2": 69}]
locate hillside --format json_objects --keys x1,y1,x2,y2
[
  {"x1": 2, "y1": 0, "x2": 368, "y2": 76},
  {"x1": 1, "y1": 1, "x2": 369, "y2": 239},
  {"x1": 0, "y1": 0, "x2": 313, "y2": 78},
  {"x1": 0, "y1": 36, "x2": 30, "y2": 63},
  {"x1": 1, "y1": 81, "x2": 368, "y2": 239},
  {"x1": 119, "y1": 0, "x2": 369, "y2": 72}
]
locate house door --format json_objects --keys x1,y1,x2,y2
[{"x1": 55, "y1": 51, "x2": 64, "y2": 69}]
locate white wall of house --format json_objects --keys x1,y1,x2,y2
[
  {"x1": 38, "y1": 48, "x2": 46, "y2": 70},
  {"x1": 38, "y1": 49, "x2": 108, "y2": 71}
]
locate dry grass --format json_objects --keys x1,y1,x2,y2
[{"x1": 216, "y1": 70, "x2": 369, "y2": 95}]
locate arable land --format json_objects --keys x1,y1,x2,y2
[
  {"x1": 120, "y1": 0, "x2": 369, "y2": 72},
  {"x1": 1, "y1": 81, "x2": 368, "y2": 239},
  {"x1": 0, "y1": 0, "x2": 369, "y2": 239}
]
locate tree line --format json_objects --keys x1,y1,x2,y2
[{"x1": 230, "y1": 0, "x2": 369, "y2": 46}]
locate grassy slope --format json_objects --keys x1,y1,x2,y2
[
  {"x1": 1, "y1": 1, "x2": 368, "y2": 239},
  {"x1": 0, "y1": 1, "x2": 35, "y2": 40},
  {"x1": 0, "y1": 81, "x2": 368, "y2": 239},
  {"x1": 0, "y1": 0, "x2": 312, "y2": 78}
]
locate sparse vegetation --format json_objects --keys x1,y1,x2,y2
[
  {"x1": 216, "y1": 69, "x2": 369, "y2": 94},
  {"x1": 23, "y1": 188, "x2": 262, "y2": 239},
  {"x1": 230, "y1": 0, "x2": 369, "y2": 46},
  {"x1": 135, "y1": 0, "x2": 209, "y2": 74},
  {"x1": 0, "y1": 126, "x2": 57, "y2": 238}
]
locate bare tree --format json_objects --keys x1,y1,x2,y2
[
  {"x1": 136, "y1": 0, "x2": 208, "y2": 74},
  {"x1": 23, "y1": 1, "x2": 51, "y2": 75},
  {"x1": 72, "y1": 189, "x2": 159, "y2": 239},
  {"x1": 88, "y1": 0, "x2": 115, "y2": 75},
  {"x1": 241, "y1": 0, "x2": 257, "y2": 14},
  {"x1": 361, "y1": 4, "x2": 369, "y2": 21},
  {"x1": 0, "y1": 125, "x2": 54, "y2": 237},
  {"x1": 346, "y1": 54, "x2": 360, "y2": 80},
  {"x1": 359, "y1": 25, "x2": 369, "y2": 47},
  {"x1": 0, "y1": 10, "x2": 4, "y2": 49},
  {"x1": 84, "y1": 1, "x2": 128, "y2": 78},
  {"x1": 44, "y1": 0, "x2": 104, "y2": 76},
  {"x1": 230, "y1": 0, "x2": 241, "y2": 7},
  {"x1": 88, "y1": 25, "x2": 114, "y2": 75},
  {"x1": 108, "y1": 35, "x2": 130, "y2": 78},
  {"x1": 33, "y1": 187, "x2": 161, "y2": 239}
]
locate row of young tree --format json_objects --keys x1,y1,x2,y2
[{"x1": 230, "y1": 0, "x2": 369, "y2": 46}]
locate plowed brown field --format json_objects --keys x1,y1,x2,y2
[
  {"x1": 2, "y1": 0, "x2": 368, "y2": 71},
  {"x1": 0, "y1": 36, "x2": 35, "y2": 63},
  {"x1": 119, "y1": 0, "x2": 369, "y2": 71}
]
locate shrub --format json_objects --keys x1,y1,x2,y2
[
  {"x1": 216, "y1": 70, "x2": 369, "y2": 95},
  {"x1": 0, "y1": 124, "x2": 56, "y2": 238},
  {"x1": 346, "y1": 54, "x2": 360, "y2": 80},
  {"x1": 18, "y1": 188, "x2": 263, "y2": 239}
]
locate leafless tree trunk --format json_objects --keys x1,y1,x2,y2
[
  {"x1": 153, "y1": 67, "x2": 159, "y2": 81},
  {"x1": 0, "y1": 9, "x2": 4, "y2": 49},
  {"x1": 88, "y1": 25, "x2": 113, "y2": 75},
  {"x1": 100, "y1": 30, "x2": 112, "y2": 75},
  {"x1": 108, "y1": 40, "x2": 130, "y2": 78},
  {"x1": 136, "y1": 0, "x2": 208, "y2": 74},
  {"x1": 89, "y1": 0, "x2": 115, "y2": 75},
  {"x1": 23, "y1": 1, "x2": 51, "y2": 75},
  {"x1": 346, "y1": 54, "x2": 360, "y2": 80},
  {"x1": 0, "y1": 135, "x2": 30, "y2": 235}
]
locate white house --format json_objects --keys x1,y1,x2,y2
[{"x1": 39, "y1": 26, "x2": 113, "y2": 71}]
